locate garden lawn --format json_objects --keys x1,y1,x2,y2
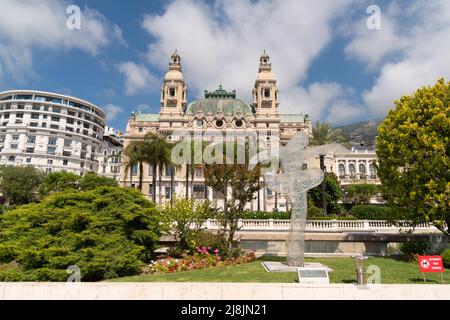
[{"x1": 110, "y1": 256, "x2": 450, "y2": 284}]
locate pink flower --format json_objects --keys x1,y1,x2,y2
[{"x1": 214, "y1": 249, "x2": 219, "y2": 254}]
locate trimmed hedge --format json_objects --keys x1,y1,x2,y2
[{"x1": 350, "y1": 205, "x2": 394, "y2": 220}]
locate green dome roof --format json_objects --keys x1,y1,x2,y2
[{"x1": 185, "y1": 86, "x2": 254, "y2": 116}]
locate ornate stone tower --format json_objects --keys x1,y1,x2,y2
[
  {"x1": 160, "y1": 50, "x2": 187, "y2": 118},
  {"x1": 253, "y1": 51, "x2": 280, "y2": 128}
]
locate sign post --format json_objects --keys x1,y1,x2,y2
[{"x1": 419, "y1": 256, "x2": 445, "y2": 284}]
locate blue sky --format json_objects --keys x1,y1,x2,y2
[{"x1": 1, "y1": 0, "x2": 449, "y2": 131}]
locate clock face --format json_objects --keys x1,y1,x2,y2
[{"x1": 195, "y1": 119, "x2": 204, "y2": 128}]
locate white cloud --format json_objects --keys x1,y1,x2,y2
[
  {"x1": 0, "y1": 0, "x2": 124, "y2": 82},
  {"x1": 345, "y1": 0, "x2": 450, "y2": 118},
  {"x1": 117, "y1": 62, "x2": 159, "y2": 96},
  {"x1": 139, "y1": 0, "x2": 354, "y2": 119},
  {"x1": 104, "y1": 104, "x2": 125, "y2": 122}
]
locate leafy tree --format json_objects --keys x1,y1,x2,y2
[
  {"x1": 161, "y1": 197, "x2": 215, "y2": 250},
  {"x1": 376, "y1": 78, "x2": 450, "y2": 236},
  {"x1": 204, "y1": 143, "x2": 262, "y2": 248},
  {"x1": 39, "y1": 172, "x2": 117, "y2": 197},
  {"x1": 308, "y1": 173, "x2": 343, "y2": 214},
  {"x1": 123, "y1": 140, "x2": 149, "y2": 190},
  {"x1": 0, "y1": 186, "x2": 161, "y2": 281},
  {"x1": 345, "y1": 183, "x2": 379, "y2": 204},
  {"x1": 0, "y1": 166, "x2": 44, "y2": 205},
  {"x1": 310, "y1": 121, "x2": 348, "y2": 146}
]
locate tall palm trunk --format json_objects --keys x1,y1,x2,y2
[
  {"x1": 170, "y1": 165, "x2": 175, "y2": 207},
  {"x1": 190, "y1": 168, "x2": 195, "y2": 200},
  {"x1": 152, "y1": 163, "x2": 157, "y2": 203},
  {"x1": 129, "y1": 166, "x2": 133, "y2": 187},
  {"x1": 158, "y1": 164, "x2": 163, "y2": 206},
  {"x1": 185, "y1": 164, "x2": 190, "y2": 199},
  {"x1": 138, "y1": 161, "x2": 143, "y2": 190}
]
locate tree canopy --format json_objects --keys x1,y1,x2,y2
[
  {"x1": 0, "y1": 166, "x2": 44, "y2": 205},
  {"x1": 376, "y1": 78, "x2": 450, "y2": 236},
  {"x1": 0, "y1": 186, "x2": 161, "y2": 281}
]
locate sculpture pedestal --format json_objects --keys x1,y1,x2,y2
[{"x1": 261, "y1": 261, "x2": 334, "y2": 273}]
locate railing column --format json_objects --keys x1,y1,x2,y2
[{"x1": 269, "y1": 219, "x2": 274, "y2": 229}]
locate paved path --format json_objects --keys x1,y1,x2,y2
[{"x1": 0, "y1": 282, "x2": 449, "y2": 300}]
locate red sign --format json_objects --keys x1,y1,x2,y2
[{"x1": 419, "y1": 256, "x2": 445, "y2": 273}]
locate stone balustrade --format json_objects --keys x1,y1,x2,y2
[{"x1": 202, "y1": 219, "x2": 444, "y2": 233}]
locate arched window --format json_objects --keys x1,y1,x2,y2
[
  {"x1": 349, "y1": 164, "x2": 356, "y2": 177},
  {"x1": 369, "y1": 164, "x2": 376, "y2": 177},
  {"x1": 359, "y1": 164, "x2": 366, "y2": 175},
  {"x1": 338, "y1": 164, "x2": 345, "y2": 177}
]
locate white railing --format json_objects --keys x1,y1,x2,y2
[{"x1": 202, "y1": 219, "x2": 444, "y2": 233}]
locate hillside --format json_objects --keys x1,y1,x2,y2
[{"x1": 335, "y1": 119, "x2": 383, "y2": 149}]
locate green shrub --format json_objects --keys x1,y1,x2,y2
[
  {"x1": 400, "y1": 242, "x2": 428, "y2": 262},
  {"x1": 189, "y1": 231, "x2": 233, "y2": 258},
  {"x1": 350, "y1": 205, "x2": 394, "y2": 220},
  {"x1": 442, "y1": 249, "x2": 450, "y2": 268},
  {"x1": 240, "y1": 211, "x2": 291, "y2": 220},
  {"x1": 0, "y1": 186, "x2": 161, "y2": 281}
]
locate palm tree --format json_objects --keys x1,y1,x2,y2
[
  {"x1": 123, "y1": 140, "x2": 148, "y2": 190},
  {"x1": 310, "y1": 121, "x2": 347, "y2": 146},
  {"x1": 143, "y1": 132, "x2": 169, "y2": 204}
]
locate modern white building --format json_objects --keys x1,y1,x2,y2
[
  {"x1": 97, "y1": 126, "x2": 123, "y2": 180},
  {"x1": 0, "y1": 90, "x2": 105, "y2": 175}
]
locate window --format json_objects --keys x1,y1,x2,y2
[
  {"x1": 47, "y1": 147, "x2": 56, "y2": 155},
  {"x1": 32, "y1": 105, "x2": 40, "y2": 111},
  {"x1": 369, "y1": 164, "x2": 376, "y2": 178},
  {"x1": 48, "y1": 138, "x2": 57, "y2": 145},
  {"x1": 264, "y1": 89, "x2": 270, "y2": 98},
  {"x1": 359, "y1": 164, "x2": 366, "y2": 175},
  {"x1": 195, "y1": 119, "x2": 204, "y2": 128},
  {"x1": 17, "y1": 103, "x2": 25, "y2": 109},
  {"x1": 0, "y1": 135, "x2": 5, "y2": 142},
  {"x1": 41, "y1": 122, "x2": 47, "y2": 128},
  {"x1": 47, "y1": 159, "x2": 53, "y2": 164},
  {"x1": 26, "y1": 157, "x2": 32, "y2": 163},
  {"x1": 63, "y1": 151, "x2": 71, "y2": 157},
  {"x1": 64, "y1": 139, "x2": 71, "y2": 147},
  {"x1": 30, "y1": 122, "x2": 38, "y2": 127},
  {"x1": 349, "y1": 164, "x2": 356, "y2": 177},
  {"x1": 50, "y1": 124, "x2": 59, "y2": 130},
  {"x1": 138, "y1": 127, "x2": 143, "y2": 132},
  {"x1": 16, "y1": 113, "x2": 24, "y2": 118},
  {"x1": 338, "y1": 164, "x2": 345, "y2": 177},
  {"x1": 26, "y1": 147, "x2": 34, "y2": 154},
  {"x1": 10, "y1": 144, "x2": 18, "y2": 149},
  {"x1": 215, "y1": 119, "x2": 224, "y2": 128},
  {"x1": 83, "y1": 123, "x2": 90, "y2": 129},
  {"x1": 15, "y1": 119, "x2": 23, "y2": 124},
  {"x1": 81, "y1": 143, "x2": 87, "y2": 151},
  {"x1": 12, "y1": 135, "x2": 19, "y2": 141},
  {"x1": 194, "y1": 167, "x2": 203, "y2": 177},
  {"x1": 68, "y1": 111, "x2": 76, "y2": 116},
  {"x1": 148, "y1": 164, "x2": 154, "y2": 176},
  {"x1": 132, "y1": 163, "x2": 138, "y2": 176},
  {"x1": 165, "y1": 187, "x2": 171, "y2": 199},
  {"x1": 235, "y1": 120, "x2": 243, "y2": 128},
  {"x1": 65, "y1": 127, "x2": 73, "y2": 132},
  {"x1": 80, "y1": 151, "x2": 87, "y2": 159},
  {"x1": 3, "y1": 113, "x2": 9, "y2": 119},
  {"x1": 31, "y1": 113, "x2": 39, "y2": 119},
  {"x1": 51, "y1": 116, "x2": 60, "y2": 122},
  {"x1": 8, "y1": 156, "x2": 15, "y2": 162},
  {"x1": 43, "y1": 106, "x2": 49, "y2": 112},
  {"x1": 169, "y1": 87, "x2": 176, "y2": 97},
  {"x1": 80, "y1": 162, "x2": 85, "y2": 168},
  {"x1": 63, "y1": 159, "x2": 68, "y2": 166},
  {"x1": 166, "y1": 166, "x2": 173, "y2": 177},
  {"x1": 53, "y1": 107, "x2": 60, "y2": 113},
  {"x1": 66, "y1": 117, "x2": 74, "y2": 124},
  {"x1": 149, "y1": 184, "x2": 153, "y2": 196},
  {"x1": 27, "y1": 136, "x2": 36, "y2": 143}
]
